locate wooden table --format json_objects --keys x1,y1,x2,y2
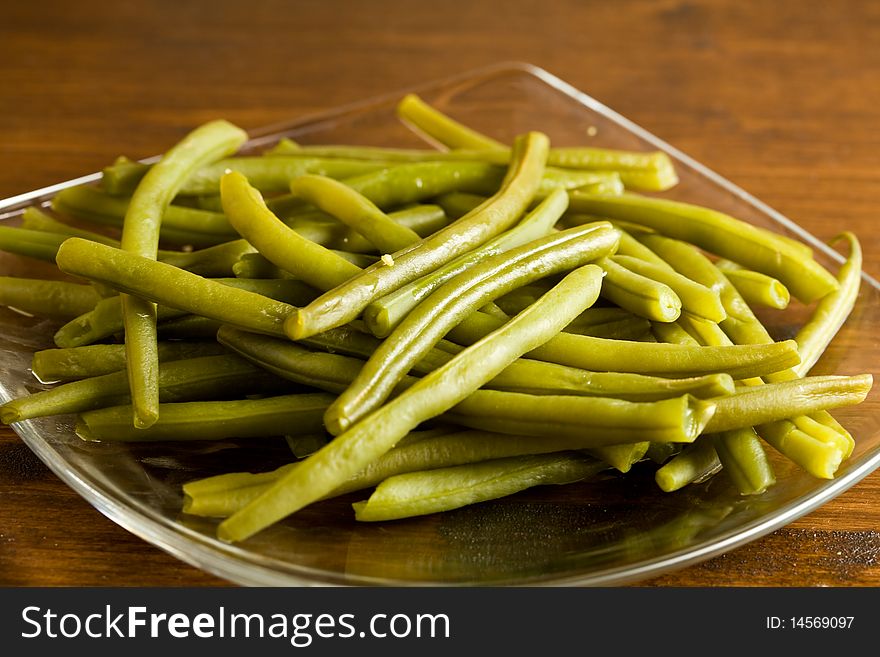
[{"x1": 1, "y1": 0, "x2": 878, "y2": 586}]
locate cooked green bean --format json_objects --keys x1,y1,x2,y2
[
  {"x1": 446, "y1": 390, "x2": 714, "y2": 444},
  {"x1": 397, "y1": 93, "x2": 506, "y2": 150},
  {"x1": 54, "y1": 185, "x2": 238, "y2": 246},
  {"x1": 184, "y1": 431, "x2": 609, "y2": 518},
  {"x1": 0, "y1": 277, "x2": 101, "y2": 320},
  {"x1": 570, "y1": 192, "x2": 837, "y2": 303},
  {"x1": 794, "y1": 232, "x2": 862, "y2": 376},
  {"x1": 1, "y1": 354, "x2": 284, "y2": 423},
  {"x1": 325, "y1": 224, "x2": 618, "y2": 434},
  {"x1": 217, "y1": 263, "x2": 606, "y2": 542},
  {"x1": 119, "y1": 119, "x2": 246, "y2": 428},
  {"x1": 0, "y1": 226, "x2": 69, "y2": 262},
  {"x1": 103, "y1": 156, "x2": 389, "y2": 196},
  {"x1": 446, "y1": 311, "x2": 800, "y2": 379},
  {"x1": 352, "y1": 453, "x2": 604, "y2": 522},
  {"x1": 52, "y1": 276, "x2": 314, "y2": 348},
  {"x1": 611, "y1": 254, "x2": 726, "y2": 322},
  {"x1": 433, "y1": 191, "x2": 486, "y2": 218},
  {"x1": 655, "y1": 439, "x2": 721, "y2": 492},
  {"x1": 157, "y1": 239, "x2": 255, "y2": 277},
  {"x1": 396, "y1": 94, "x2": 679, "y2": 191},
  {"x1": 712, "y1": 429, "x2": 776, "y2": 495},
  {"x1": 284, "y1": 204, "x2": 449, "y2": 254},
  {"x1": 599, "y1": 256, "x2": 682, "y2": 322},
  {"x1": 156, "y1": 315, "x2": 223, "y2": 339},
  {"x1": 705, "y1": 375, "x2": 872, "y2": 433},
  {"x1": 232, "y1": 251, "x2": 376, "y2": 279},
  {"x1": 76, "y1": 393, "x2": 334, "y2": 442},
  {"x1": 55, "y1": 239, "x2": 297, "y2": 338},
  {"x1": 21, "y1": 206, "x2": 120, "y2": 246},
  {"x1": 221, "y1": 171, "x2": 363, "y2": 290},
  {"x1": 362, "y1": 188, "x2": 567, "y2": 338},
  {"x1": 31, "y1": 341, "x2": 228, "y2": 382},
  {"x1": 715, "y1": 259, "x2": 790, "y2": 310},
  {"x1": 286, "y1": 132, "x2": 551, "y2": 340},
  {"x1": 289, "y1": 174, "x2": 421, "y2": 252}
]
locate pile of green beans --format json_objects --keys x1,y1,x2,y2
[{"x1": 0, "y1": 93, "x2": 872, "y2": 544}]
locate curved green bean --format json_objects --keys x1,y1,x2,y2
[
  {"x1": 352, "y1": 453, "x2": 603, "y2": 522},
  {"x1": 217, "y1": 263, "x2": 605, "y2": 542},
  {"x1": 794, "y1": 232, "x2": 862, "y2": 376},
  {"x1": 220, "y1": 171, "x2": 363, "y2": 290},
  {"x1": 362, "y1": 188, "x2": 567, "y2": 338},
  {"x1": 325, "y1": 224, "x2": 618, "y2": 434},
  {"x1": 286, "y1": 131, "x2": 551, "y2": 339},
  {"x1": 288, "y1": 174, "x2": 421, "y2": 252},
  {"x1": 569, "y1": 192, "x2": 837, "y2": 303},
  {"x1": 119, "y1": 119, "x2": 246, "y2": 428}
]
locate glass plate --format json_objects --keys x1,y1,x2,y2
[{"x1": 1, "y1": 62, "x2": 878, "y2": 587}]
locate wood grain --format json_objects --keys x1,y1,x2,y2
[{"x1": 1, "y1": 0, "x2": 879, "y2": 587}]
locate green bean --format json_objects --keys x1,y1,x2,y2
[
  {"x1": 53, "y1": 185, "x2": 238, "y2": 245},
  {"x1": 156, "y1": 315, "x2": 223, "y2": 340},
  {"x1": 705, "y1": 375, "x2": 872, "y2": 433},
  {"x1": 599, "y1": 257, "x2": 682, "y2": 322},
  {"x1": 446, "y1": 311, "x2": 800, "y2": 379},
  {"x1": 397, "y1": 93, "x2": 506, "y2": 150},
  {"x1": 433, "y1": 192, "x2": 486, "y2": 218},
  {"x1": 0, "y1": 277, "x2": 101, "y2": 320},
  {"x1": 119, "y1": 120, "x2": 246, "y2": 428},
  {"x1": 755, "y1": 421, "x2": 844, "y2": 479},
  {"x1": 712, "y1": 429, "x2": 776, "y2": 495},
  {"x1": 289, "y1": 174, "x2": 422, "y2": 253},
  {"x1": 218, "y1": 327, "x2": 734, "y2": 429},
  {"x1": 76, "y1": 393, "x2": 334, "y2": 442},
  {"x1": 220, "y1": 171, "x2": 363, "y2": 290},
  {"x1": 103, "y1": 156, "x2": 389, "y2": 196},
  {"x1": 55, "y1": 239, "x2": 297, "y2": 338},
  {"x1": 1, "y1": 354, "x2": 284, "y2": 423},
  {"x1": 325, "y1": 224, "x2": 618, "y2": 434},
  {"x1": 101, "y1": 156, "x2": 150, "y2": 195},
  {"x1": 184, "y1": 431, "x2": 609, "y2": 518},
  {"x1": 651, "y1": 320, "x2": 701, "y2": 346},
  {"x1": 284, "y1": 204, "x2": 449, "y2": 254},
  {"x1": 21, "y1": 207, "x2": 120, "y2": 246},
  {"x1": 563, "y1": 315, "x2": 653, "y2": 340},
  {"x1": 286, "y1": 434, "x2": 328, "y2": 459},
  {"x1": 446, "y1": 390, "x2": 714, "y2": 445},
  {"x1": 232, "y1": 251, "x2": 376, "y2": 279},
  {"x1": 52, "y1": 276, "x2": 314, "y2": 348},
  {"x1": 396, "y1": 94, "x2": 678, "y2": 191},
  {"x1": 286, "y1": 132, "x2": 550, "y2": 339},
  {"x1": 611, "y1": 254, "x2": 726, "y2": 323},
  {"x1": 0, "y1": 226, "x2": 68, "y2": 262},
  {"x1": 31, "y1": 341, "x2": 228, "y2": 382},
  {"x1": 362, "y1": 189, "x2": 567, "y2": 338},
  {"x1": 352, "y1": 453, "x2": 604, "y2": 522},
  {"x1": 794, "y1": 232, "x2": 862, "y2": 376},
  {"x1": 655, "y1": 439, "x2": 721, "y2": 492},
  {"x1": 714, "y1": 259, "x2": 790, "y2": 310},
  {"x1": 569, "y1": 192, "x2": 837, "y2": 303},
  {"x1": 217, "y1": 263, "x2": 606, "y2": 541}
]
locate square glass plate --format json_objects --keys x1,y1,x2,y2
[{"x1": 1, "y1": 62, "x2": 878, "y2": 586}]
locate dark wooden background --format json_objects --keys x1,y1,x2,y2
[{"x1": 1, "y1": 0, "x2": 878, "y2": 586}]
